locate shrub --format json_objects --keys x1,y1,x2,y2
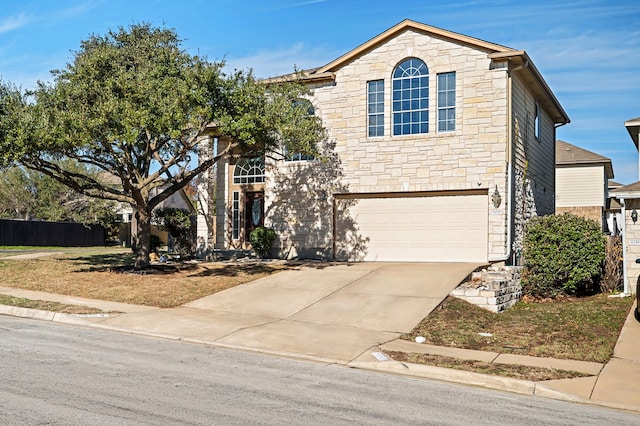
[
  {"x1": 601, "y1": 235, "x2": 623, "y2": 293},
  {"x1": 522, "y1": 213, "x2": 605, "y2": 297},
  {"x1": 153, "y1": 208, "x2": 195, "y2": 257},
  {"x1": 249, "y1": 227, "x2": 277, "y2": 258}
]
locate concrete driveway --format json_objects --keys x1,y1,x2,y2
[
  {"x1": 102, "y1": 262, "x2": 482, "y2": 362},
  {"x1": 186, "y1": 262, "x2": 479, "y2": 332}
]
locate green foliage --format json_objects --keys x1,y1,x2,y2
[
  {"x1": 153, "y1": 208, "x2": 195, "y2": 257},
  {"x1": 0, "y1": 23, "x2": 325, "y2": 268},
  {"x1": 523, "y1": 213, "x2": 606, "y2": 296},
  {"x1": 249, "y1": 227, "x2": 277, "y2": 258},
  {"x1": 0, "y1": 164, "x2": 116, "y2": 225}
]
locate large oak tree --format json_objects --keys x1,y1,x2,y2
[{"x1": 0, "y1": 24, "x2": 324, "y2": 268}]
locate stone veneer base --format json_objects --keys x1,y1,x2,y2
[{"x1": 451, "y1": 266, "x2": 522, "y2": 313}]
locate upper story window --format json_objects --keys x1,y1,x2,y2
[
  {"x1": 367, "y1": 80, "x2": 385, "y2": 137},
  {"x1": 233, "y1": 157, "x2": 265, "y2": 184},
  {"x1": 534, "y1": 103, "x2": 541, "y2": 139},
  {"x1": 437, "y1": 72, "x2": 456, "y2": 132},
  {"x1": 392, "y1": 58, "x2": 429, "y2": 135},
  {"x1": 284, "y1": 99, "x2": 315, "y2": 161}
]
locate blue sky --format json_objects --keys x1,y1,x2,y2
[{"x1": 2, "y1": 0, "x2": 639, "y2": 183}]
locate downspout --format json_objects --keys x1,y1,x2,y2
[{"x1": 621, "y1": 198, "x2": 630, "y2": 295}]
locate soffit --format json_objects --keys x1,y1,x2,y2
[
  {"x1": 612, "y1": 181, "x2": 640, "y2": 198},
  {"x1": 489, "y1": 51, "x2": 569, "y2": 125}
]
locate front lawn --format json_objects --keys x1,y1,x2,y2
[
  {"x1": 402, "y1": 294, "x2": 633, "y2": 363},
  {"x1": 0, "y1": 247, "x2": 289, "y2": 308}
]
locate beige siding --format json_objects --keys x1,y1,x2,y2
[
  {"x1": 556, "y1": 165, "x2": 605, "y2": 207},
  {"x1": 511, "y1": 74, "x2": 555, "y2": 215}
]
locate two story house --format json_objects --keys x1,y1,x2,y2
[{"x1": 198, "y1": 19, "x2": 569, "y2": 264}]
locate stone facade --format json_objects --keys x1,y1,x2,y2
[
  {"x1": 623, "y1": 198, "x2": 640, "y2": 295},
  {"x1": 200, "y1": 21, "x2": 568, "y2": 263},
  {"x1": 451, "y1": 266, "x2": 523, "y2": 312}
]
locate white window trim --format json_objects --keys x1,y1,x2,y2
[
  {"x1": 232, "y1": 191, "x2": 240, "y2": 241},
  {"x1": 367, "y1": 79, "x2": 385, "y2": 138},
  {"x1": 437, "y1": 72, "x2": 456, "y2": 133}
]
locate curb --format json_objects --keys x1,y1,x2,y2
[
  {"x1": 0, "y1": 304, "x2": 637, "y2": 413},
  {"x1": 347, "y1": 358, "x2": 589, "y2": 404}
]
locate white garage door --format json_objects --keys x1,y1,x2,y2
[{"x1": 336, "y1": 193, "x2": 488, "y2": 262}]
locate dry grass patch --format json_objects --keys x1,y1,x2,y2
[
  {"x1": 387, "y1": 351, "x2": 591, "y2": 382},
  {"x1": 402, "y1": 295, "x2": 633, "y2": 363},
  {"x1": 0, "y1": 247, "x2": 291, "y2": 308},
  {"x1": 0, "y1": 295, "x2": 108, "y2": 314}
]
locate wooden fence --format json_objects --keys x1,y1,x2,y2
[{"x1": 0, "y1": 219, "x2": 105, "y2": 247}]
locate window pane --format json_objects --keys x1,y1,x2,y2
[
  {"x1": 437, "y1": 72, "x2": 456, "y2": 132},
  {"x1": 368, "y1": 79, "x2": 385, "y2": 138},
  {"x1": 392, "y1": 58, "x2": 429, "y2": 135},
  {"x1": 232, "y1": 192, "x2": 240, "y2": 240}
]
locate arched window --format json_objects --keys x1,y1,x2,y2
[
  {"x1": 392, "y1": 58, "x2": 429, "y2": 135},
  {"x1": 233, "y1": 157, "x2": 265, "y2": 184}
]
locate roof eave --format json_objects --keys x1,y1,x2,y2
[
  {"x1": 316, "y1": 19, "x2": 514, "y2": 74},
  {"x1": 262, "y1": 71, "x2": 336, "y2": 84},
  {"x1": 612, "y1": 191, "x2": 640, "y2": 199},
  {"x1": 489, "y1": 51, "x2": 570, "y2": 125},
  {"x1": 625, "y1": 118, "x2": 640, "y2": 150}
]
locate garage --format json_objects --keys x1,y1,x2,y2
[{"x1": 334, "y1": 191, "x2": 488, "y2": 262}]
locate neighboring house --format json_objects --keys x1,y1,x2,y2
[
  {"x1": 114, "y1": 187, "x2": 195, "y2": 224},
  {"x1": 555, "y1": 140, "x2": 614, "y2": 230},
  {"x1": 616, "y1": 118, "x2": 640, "y2": 295},
  {"x1": 198, "y1": 19, "x2": 569, "y2": 263},
  {"x1": 99, "y1": 173, "x2": 196, "y2": 246},
  {"x1": 606, "y1": 180, "x2": 623, "y2": 236}
]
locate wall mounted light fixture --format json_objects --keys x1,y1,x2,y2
[
  {"x1": 632, "y1": 209, "x2": 638, "y2": 223},
  {"x1": 492, "y1": 186, "x2": 502, "y2": 209}
]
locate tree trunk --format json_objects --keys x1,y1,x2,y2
[{"x1": 132, "y1": 206, "x2": 152, "y2": 269}]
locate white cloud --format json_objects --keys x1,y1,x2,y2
[
  {"x1": 0, "y1": 13, "x2": 30, "y2": 34},
  {"x1": 268, "y1": 0, "x2": 328, "y2": 10},
  {"x1": 51, "y1": 0, "x2": 104, "y2": 20},
  {"x1": 224, "y1": 42, "x2": 338, "y2": 78}
]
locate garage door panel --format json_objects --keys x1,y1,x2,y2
[{"x1": 336, "y1": 194, "x2": 488, "y2": 262}]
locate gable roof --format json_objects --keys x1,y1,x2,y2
[
  {"x1": 315, "y1": 19, "x2": 514, "y2": 74},
  {"x1": 556, "y1": 140, "x2": 614, "y2": 179},
  {"x1": 269, "y1": 19, "x2": 569, "y2": 125},
  {"x1": 625, "y1": 117, "x2": 640, "y2": 149}
]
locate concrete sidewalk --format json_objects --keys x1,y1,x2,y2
[{"x1": 0, "y1": 274, "x2": 639, "y2": 413}]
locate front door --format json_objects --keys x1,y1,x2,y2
[{"x1": 245, "y1": 191, "x2": 264, "y2": 241}]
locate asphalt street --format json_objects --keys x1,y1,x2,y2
[{"x1": 1, "y1": 316, "x2": 639, "y2": 425}]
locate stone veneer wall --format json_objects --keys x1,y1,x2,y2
[
  {"x1": 265, "y1": 28, "x2": 512, "y2": 259},
  {"x1": 450, "y1": 266, "x2": 522, "y2": 313},
  {"x1": 623, "y1": 198, "x2": 640, "y2": 295}
]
